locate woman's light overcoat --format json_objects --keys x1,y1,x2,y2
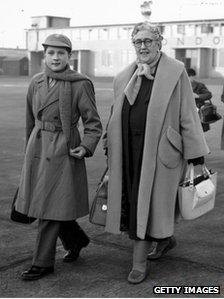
[
  {"x1": 16, "y1": 73, "x2": 102, "y2": 220},
  {"x1": 105, "y1": 53, "x2": 210, "y2": 239}
]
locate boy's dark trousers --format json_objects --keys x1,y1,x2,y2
[{"x1": 32, "y1": 219, "x2": 89, "y2": 267}]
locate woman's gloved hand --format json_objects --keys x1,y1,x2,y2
[{"x1": 188, "y1": 156, "x2": 204, "y2": 166}]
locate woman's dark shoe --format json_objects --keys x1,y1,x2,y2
[
  {"x1": 127, "y1": 269, "x2": 148, "y2": 284},
  {"x1": 63, "y1": 237, "x2": 90, "y2": 263},
  {"x1": 147, "y1": 236, "x2": 177, "y2": 260},
  {"x1": 21, "y1": 266, "x2": 54, "y2": 281}
]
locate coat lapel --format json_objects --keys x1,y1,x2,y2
[
  {"x1": 106, "y1": 62, "x2": 137, "y2": 233},
  {"x1": 36, "y1": 75, "x2": 47, "y2": 108},
  {"x1": 113, "y1": 62, "x2": 137, "y2": 111},
  {"x1": 37, "y1": 75, "x2": 59, "y2": 116},
  {"x1": 137, "y1": 53, "x2": 184, "y2": 238},
  {"x1": 145, "y1": 53, "x2": 184, "y2": 134}
]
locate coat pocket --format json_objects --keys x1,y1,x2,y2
[{"x1": 158, "y1": 126, "x2": 183, "y2": 169}]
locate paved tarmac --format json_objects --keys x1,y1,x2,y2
[{"x1": 0, "y1": 78, "x2": 224, "y2": 297}]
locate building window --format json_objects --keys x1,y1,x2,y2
[
  {"x1": 122, "y1": 50, "x2": 128, "y2": 66},
  {"x1": 89, "y1": 29, "x2": 98, "y2": 40},
  {"x1": 221, "y1": 24, "x2": 224, "y2": 35},
  {"x1": 201, "y1": 24, "x2": 207, "y2": 33},
  {"x1": 99, "y1": 28, "x2": 108, "y2": 40},
  {"x1": 72, "y1": 30, "x2": 81, "y2": 41},
  {"x1": 218, "y1": 49, "x2": 224, "y2": 67},
  {"x1": 81, "y1": 29, "x2": 89, "y2": 40},
  {"x1": 158, "y1": 25, "x2": 165, "y2": 34},
  {"x1": 118, "y1": 27, "x2": 128, "y2": 39},
  {"x1": 213, "y1": 24, "x2": 220, "y2": 35},
  {"x1": 195, "y1": 25, "x2": 201, "y2": 35},
  {"x1": 101, "y1": 50, "x2": 112, "y2": 67},
  {"x1": 109, "y1": 27, "x2": 118, "y2": 40},
  {"x1": 177, "y1": 25, "x2": 185, "y2": 35},
  {"x1": 201, "y1": 24, "x2": 213, "y2": 34},
  {"x1": 185, "y1": 25, "x2": 194, "y2": 36},
  {"x1": 127, "y1": 27, "x2": 134, "y2": 39},
  {"x1": 212, "y1": 49, "x2": 217, "y2": 67},
  {"x1": 164, "y1": 26, "x2": 171, "y2": 37},
  {"x1": 128, "y1": 50, "x2": 136, "y2": 63}
]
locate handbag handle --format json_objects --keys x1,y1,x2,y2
[
  {"x1": 187, "y1": 163, "x2": 211, "y2": 187},
  {"x1": 99, "y1": 166, "x2": 109, "y2": 183}
]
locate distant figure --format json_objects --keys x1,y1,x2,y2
[
  {"x1": 221, "y1": 84, "x2": 224, "y2": 103},
  {"x1": 220, "y1": 83, "x2": 224, "y2": 149},
  {"x1": 104, "y1": 22, "x2": 209, "y2": 284},
  {"x1": 187, "y1": 68, "x2": 212, "y2": 132}
]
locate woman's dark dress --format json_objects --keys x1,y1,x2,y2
[{"x1": 121, "y1": 75, "x2": 155, "y2": 240}]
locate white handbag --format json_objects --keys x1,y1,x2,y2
[{"x1": 178, "y1": 163, "x2": 217, "y2": 220}]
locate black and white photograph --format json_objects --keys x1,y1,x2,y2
[{"x1": 0, "y1": 0, "x2": 224, "y2": 297}]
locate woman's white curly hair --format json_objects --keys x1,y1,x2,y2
[{"x1": 131, "y1": 22, "x2": 163, "y2": 49}]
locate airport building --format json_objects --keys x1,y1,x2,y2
[
  {"x1": 0, "y1": 48, "x2": 28, "y2": 76},
  {"x1": 26, "y1": 3, "x2": 224, "y2": 78}
]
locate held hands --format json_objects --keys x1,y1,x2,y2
[{"x1": 69, "y1": 146, "x2": 87, "y2": 159}]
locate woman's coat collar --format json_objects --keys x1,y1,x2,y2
[{"x1": 114, "y1": 52, "x2": 184, "y2": 106}]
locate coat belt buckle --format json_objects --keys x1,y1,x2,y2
[
  {"x1": 41, "y1": 121, "x2": 56, "y2": 132},
  {"x1": 46, "y1": 122, "x2": 56, "y2": 132}
]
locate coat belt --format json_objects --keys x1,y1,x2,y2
[
  {"x1": 35, "y1": 120, "x2": 78, "y2": 133},
  {"x1": 35, "y1": 120, "x2": 62, "y2": 132}
]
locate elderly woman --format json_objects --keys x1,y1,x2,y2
[{"x1": 104, "y1": 22, "x2": 209, "y2": 284}]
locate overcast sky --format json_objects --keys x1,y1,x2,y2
[{"x1": 0, "y1": 0, "x2": 224, "y2": 48}]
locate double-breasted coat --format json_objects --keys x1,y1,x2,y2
[
  {"x1": 105, "y1": 53, "x2": 210, "y2": 239},
  {"x1": 16, "y1": 73, "x2": 102, "y2": 220}
]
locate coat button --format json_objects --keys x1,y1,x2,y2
[
  {"x1": 54, "y1": 116, "x2": 59, "y2": 120},
  {"x1": 46, "y1": 157, "x2": 50, "y2": 162}
]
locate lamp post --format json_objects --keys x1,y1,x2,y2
[
  {"x1": 140, "y1": 1, "x2": 153, "y2": 22},
  {"x1": 31, "y1": 23, "x2": 39, "y2": 51}
]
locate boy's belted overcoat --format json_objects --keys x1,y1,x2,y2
[
  {"x1": 16, "y1": 73, "x2": 102, "y2": 220},
  {"x1": 105, "y1": 53, "x2": 210, "y2": 239}
]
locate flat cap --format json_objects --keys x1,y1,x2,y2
[{"x1": 42, "y1": 34, "x2": 72, "y2": 50}]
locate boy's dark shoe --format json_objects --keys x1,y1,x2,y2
[
  {"x1": 63, "y1": 235, "x2": 90, "y2": 263},
  {"x1": 21, "y1": 266, "x2": 54, "y2": 281}
]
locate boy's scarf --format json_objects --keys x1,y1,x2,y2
[
  {"x1": 124, "y1": 51, "x2": 161, "y2": 105},
  {"x1": 44, "y1": 64, "x2": 93, "y2": 144}
]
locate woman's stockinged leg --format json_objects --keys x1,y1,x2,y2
[
  {"x1": 133, "y1": 240, "x2": 151, "y2": 272},
  {"x1": 128, "y1": 240, "x2": 151, "y2": 284}
]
